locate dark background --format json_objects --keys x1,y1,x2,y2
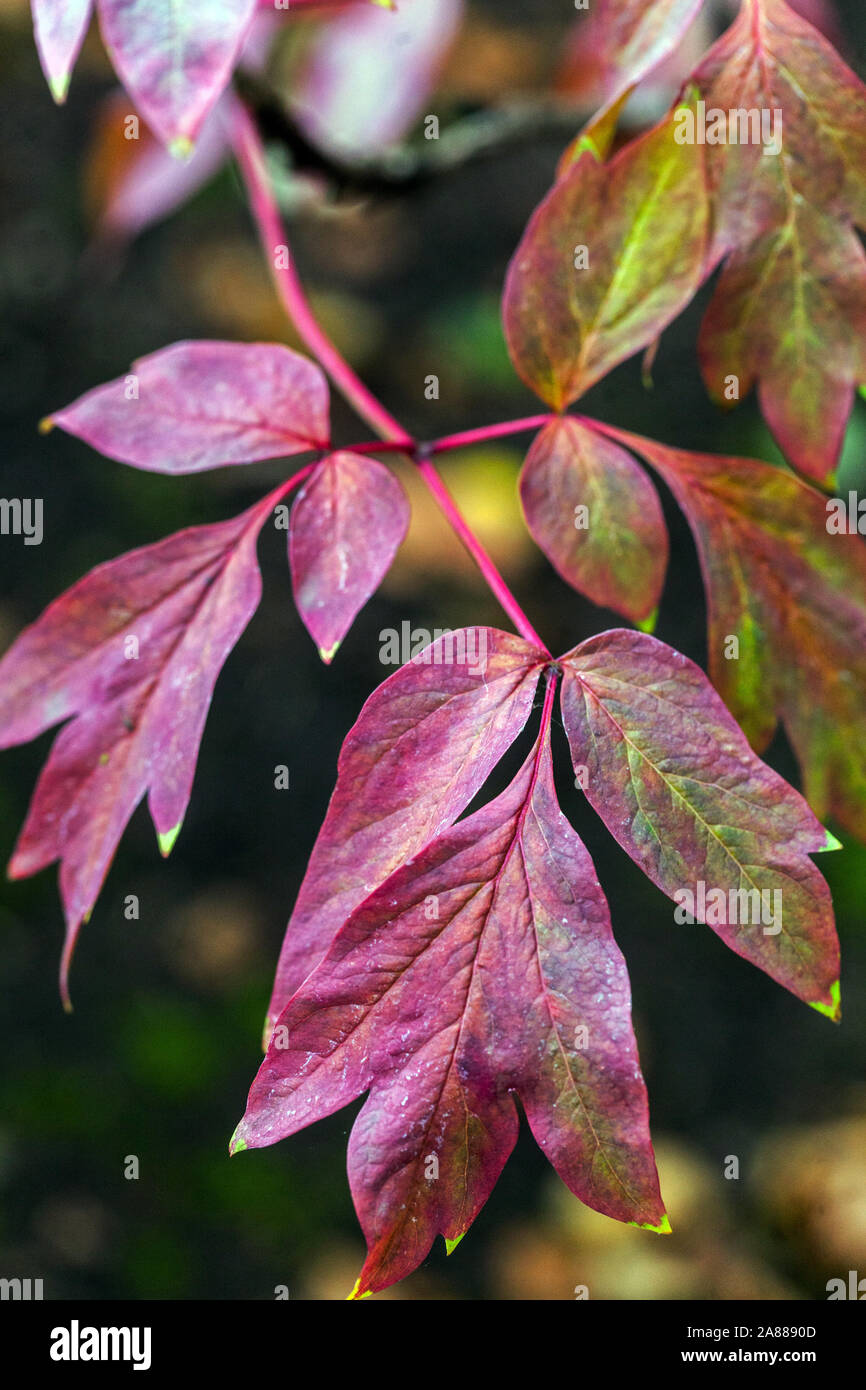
[{"x1": 1, "y1": 0, "x2": 866, "y2": 1300}]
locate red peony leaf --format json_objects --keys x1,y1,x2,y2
[
  {"x1": 265, "y1": 628, "x2": 546, "y2": 1032},
  {"x1": 47, "y1": 340, "x2": 330, "y2": 475},
  {"x1": 560, "y1": 628, "x2": 840, "y2": 1017},
  {"x1": 96, "y1": 0, "x2": 257, "y2": 150},
  {"x1": 503, "y1": 104, "x2": 708, "y2": 409},
  {"x1": 699, "y1": 204, "x2": 866, "y2": 484},
  {"x1": 0, "y1": 490, "x2": 286, "y2": 1004},
  {"x1": 688, "y1": 0, "x2": 866, "y2": 481},
  {"x1": 520, "y1": 416, "x2": 668, "y2": 625},
  {"x1": 593, "y1": 424, "x2": 866, "y2": 847},
  {"x1": 31, "y1": 0, "x2": 93, "y2": 103},
  {"x1": 289, "y1": 452, "x2": 409, "y2": 663},
  {"x1": 235, "y1": 717, "x2": 666, "y2": 1296}
]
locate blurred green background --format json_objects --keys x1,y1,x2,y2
[{"x1": 1, "y1": 0, "x2": 866, "y2": 1300}]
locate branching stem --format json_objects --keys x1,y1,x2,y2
[{"x1": 228, "y1": 96, "x2": 550, "y2": 655}]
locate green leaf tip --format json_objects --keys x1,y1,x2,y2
[
  {"x1": 49, "y1": 74, "x2": 70, "y2": 105},
  {"x1": 38, "y1": 416, "x2": 55, "y2": 436},
  {"x1": 573, "y1": 133, "x2": 605, "y2": 164},
  {"x1": 444, "y1": 1232, "x2": 466, "y2": 1256},
  {"x1": 169, "y1": 136, "x2": 195, "y2": 161},
  {"x1": 636, "y1": 607, "x2": 659, "y2": 635},
  {"x1": 157, "y1": 822, "x2": 182, "y2": 857},
  {"x1": 809, "y1": 979, "x2": 841, "y2": 1022},
  {"x1": 347, "y1": 1279, "x2": 372, "y2": 1301},
  {"x1": 229, "y1": 1125, "x2": 247, "y2": 1155},
  {"x1": 628, "y1": 1213, "x2": 672, "y2": 1235},
  {"x1": 318, "y1": 641, "x2": 341, "y2": 664},
  {"x1": 818, "y1": 828, "x2": 843, "y2": 852}
]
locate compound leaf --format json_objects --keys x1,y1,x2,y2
[{"x1": 236, "y1": 725, "x2": 665, "y2": 1296}]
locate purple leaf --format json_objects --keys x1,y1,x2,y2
[
  {"x1": 290, "y1": 451, "x2": 409, "y2": 663},
  {"x1": 0, "y1": 492, "x2": 282, "y2": 1003},
  {"x1": 31, "y1": 0, "x2": 93, "y2": 102},
  {"x1": 47, "y1": 340, "x2": 330, "y2": 475},
  {"x1": 265, "y1": 628, "x2": 546, "y2": 1031},
  {"x1": 96, "y1": 0, "x2": 257, "y2": 150},
  {"x1": 236, "y1": 725, "x2": 665, "y2": 1296}
]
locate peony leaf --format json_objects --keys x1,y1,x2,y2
[
  {"x1": 591, "y1": 423, "x2": 866, "y2": 847},
  {"x1": 688, "y1": 0, "x2": 866, "y2": 480},
  {"x1": 503, "y1": 104, "x2": 708, "y2": 409},
  {"x1": 96, "y1": 0, "x2": 257, "y2": 150},
  {"x1": 47, "y1": 340, "x2": 330, "y2": 475},
  {"x1": 289, "y1": 452, "x2": 410, "y2": 663},
  {"x1": 31, "y1": 0, "x2": 93, "y2": 102},
  {"x1": 236, "y1": 722, "x2": 665, "y2": 1296},
  {"x1": 560, "y1": 628, "x2": 840, "y2": 1015},
  {"x1": 0, "y1": 491, "x2": 285, "y2": 1003},
  {"x1": 519, "y1": 416, "x2": 668, "y2": 624},
  {"x1": 264, "y1": 628, "x2": 546, "y2": 1031}
]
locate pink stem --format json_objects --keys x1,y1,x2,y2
[
  {"x1": 416, "y1": 459, "x2": 549, "y2": 653},
  {"x1": 229, "y1": 98, "x2": 412, "y2": 446},
  {"x1": 429, "y1": 415, "x2": 555, "y2": 454},
  {"x1": 228, "y1": 97, "x2": 549, "y2": 655}
]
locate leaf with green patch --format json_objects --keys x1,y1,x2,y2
[
  {"x1": 519, "y1": 416, "x2": 668, "y2": 625},
  {"x1": 560, "y1": 627, "x2": 840, "y2": 1015},
  {"x1": 589, "y1": 423, "x2": 866, "y2": 848},
  {"x1": 31, "y1": 0, "x2": 93, "y2": 102},
  {"x1": 503, "y1": 105, "x2": 708, "y2": 409},
  {"x1": 687, "y1": 0, "x2": 866, "y2": 480}
]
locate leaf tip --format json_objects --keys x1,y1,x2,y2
[
  {"x1": 38, "y1": 415, "x2": 55, "y2": 436},
  {"x1": 636, "y1": 607, "x2": 659, "y2": 635},
  {"x1": 347, "y1": 1278, "x2": 372, "y2": 1301},
  {"x1": 169, "y1": 136, "x2": 195, "y2": 162},
  {"x1": 809, "y1": 979, "x2": 841, "y2": 1023},
  {"x1": 49, "y1": 74, "x2": 70, "y2": 105},
  {"x1": 818, "y1": 828, "x2": 843, "y2": 853},
  {"x1": 318, "y1": 641, "x2": 341, "y2": 665},
  {"x1": 229, "y1": 1125, "x2": 248, "y2": 1156},
  {"x1": 157, "y1": 821, "x2": 182, "y2": 858},
  {"x1": 629, "y1": 1213, "x2": 672, "y2": 1235},
  {"x1": 444, "y1": 1232, "x2": 465, "y2": 1256}
]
